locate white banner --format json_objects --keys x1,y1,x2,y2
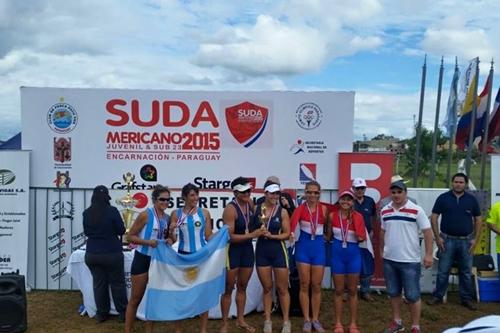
[
  {"x1": 21, "y1": 88, "x2": 354, "y2": 190},
  {"x1": 0, "y1": 150, "x2": 30, "y2": 279}
]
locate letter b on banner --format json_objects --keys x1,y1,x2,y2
[{"x1": 338, "y1": 153, "x2": 394, "y2": 202}]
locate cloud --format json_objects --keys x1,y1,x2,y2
[
  {"x1": 194, "y1": 15, "x2": 329, "y2": 75},
  {"x1": 421, "y1": 16, "x2": 495, "y2": 61}
]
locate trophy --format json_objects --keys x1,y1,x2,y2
[
  {"x1": 259, "y1": 206, "x2": 268, "y2": 230},
  {"x1": 116, "y1": 172, "x2": 138, "y2": 240}
]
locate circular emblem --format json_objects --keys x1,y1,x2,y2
[
  {"x1": 47, "y1": 102, "x2": 78, "y2": 134},
  {"x1": 184, "y1": 266, "x2": 199, "y2": 283},
  {"x1": 194, "y1": 221, "x2": 202, "y2": 227},
  {"x1": 0, "y1": 169, "x2": 15, "y2": 185},
  {"x1": 295, "y1": 103, "x2": 323, "y2": 130}
]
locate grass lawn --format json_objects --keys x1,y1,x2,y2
[{"x1": 26, "y1": 289, "x2": 500, "y2": 333}]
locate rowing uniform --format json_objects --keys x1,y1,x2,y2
[
  {"x1": 227, "y1": 200, "x2": 255, "y2": 269},
  {"x1": 290, "y1": 202, "x2": 326, "y2": 266},
  {"x1": 176, "y1": 207, "x2": 207, "y2": 254},
  {"x1": 254, "y1": 204, "x2": 288, "y2": 268}
]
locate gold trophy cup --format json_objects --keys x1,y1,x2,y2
[{"x1": 116, "y1": 172, "x2": 138, "y2": 243}]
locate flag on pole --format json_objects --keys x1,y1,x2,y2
[
  {"x1": 442, "y1": 66, "x2": 460, "y2": 137},
  {"x1": 455, "y1": 58, "x2": 479, "y2": 149},
  {"x1": 486, "y1": 88, "x2": 500, "y2": 143},
  {"x1": 144, "y1": 226, "x2": 229, "y2": 321},
  {"x1": 474, "y1": 74, "x2": 492, "y2": 139}
]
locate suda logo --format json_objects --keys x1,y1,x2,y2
[{"x1": 0, "y1": 169, "x2": 15, "y2": 185}]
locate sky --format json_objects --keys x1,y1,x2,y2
[{"x1": 1, "y1": 0, "x2": 499, "y2": 142}]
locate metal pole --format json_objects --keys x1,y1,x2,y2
[
  {"x1": 446, "y1": 58, "x2": 459, "y2": 186},
  {"x1": 465, "y1": 58, "x2": 480, "y2": 176},
  {"x1": 429, "y1": 57, "x2": 444, "y2": 187},
  {"x1": 480, "y1": 60, "x2": 494, "y2": 189},
  {"x1": 413, "y1": 55, "x2": 427, "y2": 187}
]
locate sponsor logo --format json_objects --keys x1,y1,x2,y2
[
  {"x1": 140, "y1": 164, "x2": 157, "y2": 181},
  {"x1": 48, "y1": 228, "x2": 65, "y2": 243},
  {"x1": 296, "y1": 103, "x2": 322, "y2": 130},
  {"x1": 225, "y1": 101, "x2": 268, "y2": 147},
  {"x1": 0, "y1": 255, "x2": 11, "y2": 263},
  {"x1": 53, "y1": 137, "x2": 72, "y2": 163},
  {"x1": 290, "y1": 139, "x2": 328, "y2": 154},
  {"x1": 51, "y1": 266, "x2": 67, "y2": 281},
  {"x1": 290, "y1": 140, "x2": 305, "y2": 154},
  {"x1": 48, "y1": 239, "x2": 66, "y2": 253},
  {"x1": 299, "y1": 163, "x2": 317, "y2": 183},
  {"x1": 71, "y1": 232, "x2": 85, "y2": 242},
  {"x1": 0, "y1": 169, "x2": 15, "y2": 186},
  {"x1": 47, "y1": 101, "x2": 78, "y2": 134},
  {"x1": 54, "y1": 171, "x2": 71, "y2": 188},
  {"x1": 193, "y1": 177, "x2": 256, "y2": 190},
  {"x1": 49, "y1": 253, "x2": 67, "y2": 266},
  {"x1": 132, "y1": 192, "x2": 149, "y2": 209},
  {"x1": 51, "y1": 201, "x2": 75, "y2": 221}
]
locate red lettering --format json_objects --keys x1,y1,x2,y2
[
  {"x1": 192, "y1": 101, "x2": 219, "y2": 127},
  {"x1": 131, "y1": 100, "x2": 160, "y2": 126},
  {"x1": 106, "y1": 99, "x2": 128, "y2": 126},
  {"x1": 163, "y1": 101, "x2": 189, "y2": 126}
]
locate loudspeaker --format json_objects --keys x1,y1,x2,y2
[{"x1": 0, "y1": 274, "x2": 27, "y2": 333}]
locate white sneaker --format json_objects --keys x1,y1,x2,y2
[
  {"x1": 281, "y1": 321, "x2": 291, "y2": 333},
  {"x1": 263, "y1": 320, "x2": 272, "y2": 333}
]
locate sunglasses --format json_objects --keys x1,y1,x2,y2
[
  {"x1": 157, "y1": 197, "x2": 170, "y2": 202},
  {"x1": 354, "y1": 187, "x2": 366, "y2": 190},
  {"x1": 237, "y1": 189, "x2": 251, "y2": 194},
  {"x1": 391, "y1": 190, "x2": 403, "y2": 194},
  {"x1": 305, "y1": 190, "x2": 320, "y2": 195}
]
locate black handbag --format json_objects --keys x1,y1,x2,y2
[{"x1": 473, "y1": 254, "x2": 495, "y2": 271}]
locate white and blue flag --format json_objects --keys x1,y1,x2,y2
[{"x1": 144, "y1": 226, "x2": 229, "y2": 320}]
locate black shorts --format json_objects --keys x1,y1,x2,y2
[
  {"x1": 255, "y1": 239, "x2": 288, "y2": 268},
  {"x1": 228, "y1": 241, "x2": 254, "y2": 269},
  {"x1": 130, "y1": 251, "x2": 151, "y2": 275}
]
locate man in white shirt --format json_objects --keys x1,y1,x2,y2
[{"x1": 380, "y1": 180, "x2": 433, "y2": 333}]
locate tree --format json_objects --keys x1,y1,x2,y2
[{"x1": 403, "y1": 127, "x2": 447, "y2": 186}]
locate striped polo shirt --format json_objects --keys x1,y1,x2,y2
[{"x1": 380, "y1": 200, "x2": 431, "y2": 263}]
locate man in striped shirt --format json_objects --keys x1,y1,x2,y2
[{"x1": 380, "y1": 180, "x2": 433, "y2": 333}]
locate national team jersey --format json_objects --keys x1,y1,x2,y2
[
  {"x1": 290, "y1": 202, "x2": 326, "y2": 236},
  {"x1": 330, "y1": 210, "x2": 366, "y2": 243},
  {"x1": 137, "y1": 207, "x2": 169, "y2": 256},
  {"x1": 177, "y1": 207, "x2": 207, "y2": 254}
]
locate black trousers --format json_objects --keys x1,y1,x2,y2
[{"x1": 84, "y1": 252, "x2": 128, "y2": 316}]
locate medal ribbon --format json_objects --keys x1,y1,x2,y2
[
  {"x1": 152, "y1": 207, "x2": 164, "y2": 239},
  {"x1": 339, "y1": 212, "x2": 352, "y2": 244},
  {"x1": 263, "y1": 204, "x2": 278, "y2": 231},
  {"x1": 233, "y1": 199, "x2": 250, "y2": 232},
  {"x1": 306, "y1": 203, "x2": 319, "y2": 236},
  {"x1": 177, "y1": 206, "x2": 195, "y2": 227}
]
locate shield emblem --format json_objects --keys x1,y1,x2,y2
[
  {"x1": 225, "y1": 101, "x2": 268, "y2": 147},
  {"x1": 53, "y1": 137, "x2": 71, "y2": 163}
]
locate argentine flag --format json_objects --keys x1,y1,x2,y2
[{"x1": 144, "y1": 226, "x2": 229, "y2": 320}]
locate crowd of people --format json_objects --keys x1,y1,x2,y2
[{"x1": 82, "y1": 172, "x2": 488, "y2": 333}]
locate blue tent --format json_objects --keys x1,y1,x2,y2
[{"x1": 0, "y1": 132, "x2": 22, "y2": 149}]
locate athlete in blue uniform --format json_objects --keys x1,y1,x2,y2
[
  {"x1": 254, "y1": 183, "x2": 291, "y2": 333},
  {"x1": 168, "y1": 183, "x2": 213, "y2": 333},
  {"x1": 220, "y1": 177, "x2": 264, "y2": 333},
  {"x1": 125, "y1": 185, "x2": 171, "y2": 333}
]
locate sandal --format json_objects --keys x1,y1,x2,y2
[
  {"x1": 334, "y1": 324, "x2": 344, "y2": 333},
  {"x1": 348, "y1": 325, "x2": 360, "y2": 333},
  {"x1": 236, "y1": 322, "x2": 256, "y2": 333}
]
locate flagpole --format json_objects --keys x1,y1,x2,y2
[
  {"x1": 413, "y1": 55, "x2": 427, "y2": 187},
  {"x1": 465, "y1": 58, "x2": 480, "y2": 176},
  {"x1": 446, "y1": 58, "x2": 459, "y2": 185},
  {"x1": 479, "y1": 59, "x2": 494, "y2": 189},
  {"x1": 429, "y1": 57, "x2": 444, "y2": 187}
]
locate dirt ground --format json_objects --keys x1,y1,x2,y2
[{"x1": 24, "y1": 290, "x2": 499, "y2": 333}]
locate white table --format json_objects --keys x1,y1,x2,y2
[{"x1": 67, "y1": 249, "x2": 263, "y2": 319}]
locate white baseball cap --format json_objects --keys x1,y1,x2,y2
[{"x1": 352, "y1": 178, "x2": 367, "y2": 188}]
